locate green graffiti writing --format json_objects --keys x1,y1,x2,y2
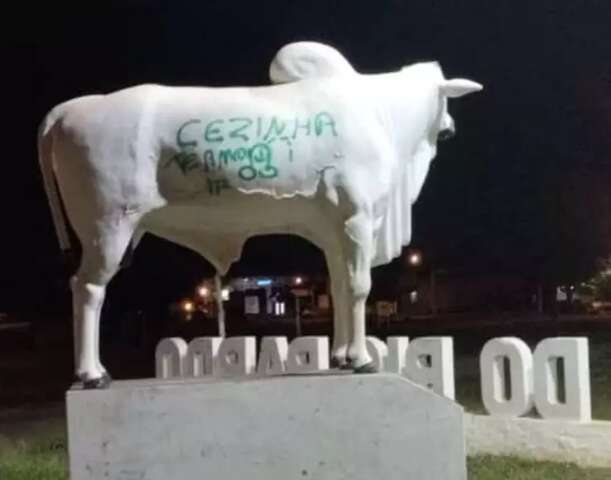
[
  {"x1": 228, "y1": 117, "x2": 252, "y2": 142},
  {"x1": 204, "y1": 119, "x2": 224, "y2": 143},
  {"x1": 177, "y1": 119, "x2": 201, "y2": 148},
  {"x1": 314, "y1": 112, "x2": 338, "y2": 136},
  {"x1": 292, "y1": 117, "x2": 311, "y2": 139},
  {"x1": 263, "y1": 117, "x2": 287, "y2": 141},
  {"x1": 243, "y1": 143, "x2": 277, "y2": 179},
  {"x1": 165, "y1": 111, "x2": 338, "y2": 194},
  {"x1": 203, "y1": 143, "x2": 278, "y2": 181},
  {"x1": 202, "y1": 150, "x2": 216, "y2": 172},
  {"x1": 163, "y1": 119, "x2": 202, "y2": 173},
  {"x1": 207, "y1": 177, "x2": 231, "y2": 196},
  {"x1": 164, "y1": 151, "x2": 200, "y2": 174},
  {"x1": 218, "y1": 149, "x2": 236, "y2": 165}
]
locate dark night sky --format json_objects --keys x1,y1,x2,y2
[{"x1": 2, "y1": 1, "x2": 611, "y2": 313}]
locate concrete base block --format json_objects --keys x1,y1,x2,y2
[
  {"x1": 67, "y1": 373, "x2": 466, "y2": 480},
  {"x1": 465, "y1": 414, "x2": 611, "y2": 468}
]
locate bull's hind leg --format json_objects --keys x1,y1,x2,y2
[
  {"x1": 72, "y1": 276, "x2": 108, "y2": 388},
  {"x1": 72, "y1": 216, "x2": 138, "y2": 389},
  {"x1": 343, "y1": 213, "x2": 375, "y2": 373}
]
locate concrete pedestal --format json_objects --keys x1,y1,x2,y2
[{"x1": 67, "y1": 373, "x2": 466, "y2": 480}]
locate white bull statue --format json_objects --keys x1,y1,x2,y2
[{"x1": 37, "y1": 42, "x2": 482, "y2": 388}]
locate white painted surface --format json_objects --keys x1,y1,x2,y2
[
  {"x1": 185, "y1": 337, "x2": 222, "y2": 377},
  {"x1": 287, "y1": 336, "x2": 330, "y2": 373},
  {"x1": 465, "y1": 413, "x2": 611, "y2": 468},
  {"x1": 256, "y1": 336, "x2": 288, "y2": 375},
  {"x1": 155, "y1": 338, "x2": 187, "y2": 379},
  {"x1": 217, "y1": 336, "x2": 257, "y2": 376},
  {"x1": 38, "y1": 40, "x2": 482, "y2": 383},
  {"x1": 386, "y1": 336, "x2": 409, "y2": 374},
  {"x1": 404, "y1": 336, "x2": 455, "y2": 399},
  {"x1": 366, "y1": 336, "x2": 389, "y2": 371},
  {"x1": 269, "y1": 41, "x2": 356, "y2": 84},
  {"x1": 480, "y1": 337, "x2": 534, "y2": 417},
  {"x1": 67, "y1": 374, "x2": 466, "y2": 480},
  {"x1": 533, "y1": 337, "x2": 592, "y2": 422}
]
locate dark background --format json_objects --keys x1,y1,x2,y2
[{"x1": 2, "y1": 1, "x2": 611, "y2": 318}]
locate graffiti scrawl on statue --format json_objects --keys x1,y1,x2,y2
[{"x1": 164, "y1": 112, "x2": 338, "y2": 193}]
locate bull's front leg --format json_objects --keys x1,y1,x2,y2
[
  {"x1": 344, "y1": 213, "x2": 376, "y2": 373},
  {"x1": 325, "y1": 252, "x2": 351, "y2": 368}
]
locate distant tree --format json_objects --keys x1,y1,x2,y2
[{"x1": 578, "y1": 256, "x2": 611, "y2": 302}]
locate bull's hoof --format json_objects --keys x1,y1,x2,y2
[
  {"x1": 353, "y1": 362, "x2": 378, "y2": 374},
  {"x1": 330, "y1": 357, "x2": 349, "y2": 369},
  {"x1": 82, "y1": 372, "x2": 112, "y2": 390}
]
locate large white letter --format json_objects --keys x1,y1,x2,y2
[
  {"x1": 217, "y1": 336, "x2": 257, "y2": 376},
  {"x1": 155, "y1": 337, "x2": 188, "y2": 379},
  {"x1": 404, "y1": 337, "x2": 455, "y2": 399},
  {"x1": 287, "y1": 336, "x2": 329, "y2": 373},
  {"x1": 257, "y1": 336, "x2": 288, "y2": 375},
  {"x1": 386, "y1": 336, "x2": 409, "y2": 374},
  {"x1": 533, "y1": 337, "x2": 591, "y2": 422},
  {"x1": 366, "y1": 336, "x2": 389, "y2": 372},
  {"x1": 480, "y1": 337, "x2": 534, "y2": 417},
  {"x1": 185, "y1": 337, "x2": 222, "y2": 377}
]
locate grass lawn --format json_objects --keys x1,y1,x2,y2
[
  {"x1": 468, "y1": 455, "x2": 611, "y2": 479},
  {"x1": 2, "y1": 440, "x2": 611, "y2": 480},
  {"x1": 0, "y1": 439, "x2": 67, "y2": 480}
]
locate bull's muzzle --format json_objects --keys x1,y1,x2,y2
[{"x1": 438, "y1": 127, "x2": 455, "y2": 141}]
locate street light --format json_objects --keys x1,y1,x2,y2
[
  {"x1": 407, "y1": 250, "x2": 422, "y2": 267},
  {"x1": 183, "y1": 300, "x2": 194, "y2": 313},
  {"x1": 404, "y1": 249, "x2": 437, "y2": 315},
  {"x1": 198, "y1": 286, "x2": 210, "y2": 298},
  {"x1": 295, "y1": 276, "x2": 303, "y2": 285}
]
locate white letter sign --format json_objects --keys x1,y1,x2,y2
[
  {"x1": 404, "y1": 337, "x2": 455, "y2": 399},
  {"x1": 480, "y1": 337, "x2": 534, "y2": 417},
  {"x1": 217, "y1": 336, "x2": 257, "y2": 376},
  {"x1": 257, "y1": 336, "x2": 288, "y2": 375},
  {"x1": 386, "y1": 336, "x2": 409, "y2": 374},
  {"x1": 533, "y1": 337, "x2": 591, "y2": 422},
  {"x1": 185, "y1": 337, "x2": 223, "y2": 377},
  {"x1": 287, "y1": 336, "x2": 329, "y2": 373},
  {"x1": 366, "y1": 336, "x2": 389, "y2": 372},
  {"x1": 155, "y1": 337, "x2": 188, "y2": 379}
]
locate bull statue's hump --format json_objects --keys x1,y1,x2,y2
[{"x1": 269, "y1": 41, "x2": 357, "y2": 84}]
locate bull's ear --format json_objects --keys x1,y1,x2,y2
[{"x1": 440, "y1": 78, "x2": 483, "y2": 98}]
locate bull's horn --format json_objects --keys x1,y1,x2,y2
[{"x1": 440, "y1": 78, "x2": 483, "y2": 98}]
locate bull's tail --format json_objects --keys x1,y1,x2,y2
[{"x1": 37, "y1": 106, "x2": 72, "y2": 253}]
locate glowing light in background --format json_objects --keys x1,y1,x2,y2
[{"x1": 408, "y1": 251, "x2": 422, "y2": 267}]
